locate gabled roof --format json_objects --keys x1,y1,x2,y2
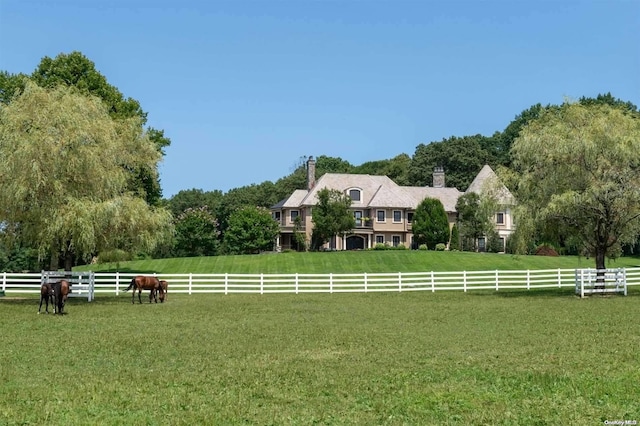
[
  {"x1": 272, "y1": 189, "x2": 308, "y2": 209},
  {"x1": 300, "y1": 173, "x2": 420, "y2": 209},
  {"x1": 466, "y1": 165, "x2": 514, "y2": 204},
  {"x1": 271, "y1": 165, "x2": 513, "y2": 213},
  {"x1": 272, "y1": 173, "x2": 462, "y2": 212},
  {"x1": 403, "y1": 186, "x2": 463, "y2": 212}
]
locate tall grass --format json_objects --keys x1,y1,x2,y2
[{"x1": 1, "y1": 291, "x2": 638, "y2": 424}]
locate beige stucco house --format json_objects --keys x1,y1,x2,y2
[{"x1": 271, "y1": 157, "x2": 515, "y2": 251}]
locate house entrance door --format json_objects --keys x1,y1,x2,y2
[{"x1": 346, "y1": 235, "x2": 365, "y2": 250}]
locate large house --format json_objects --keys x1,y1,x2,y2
[{"x1": 271, "y1": 157, "x2": 515, "y2": 251}]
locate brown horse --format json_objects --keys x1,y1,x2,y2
[
  {"x1": 159, "y1": 280, "x2": 168, "y2": 303},
  {"x1": 38, "y1": 283, "x2": 54, "y2": 314},
  {"x1": 52, "y1": 280, "x2": 70, "y2": 315},
  {"x1": 125, "y1": 275, "x2": 164, "y2": 304},
  {"x1": 149, "y1": 279, "x2": 168, "y2": 303}
]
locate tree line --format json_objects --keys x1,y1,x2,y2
[{"x1": 1, "y1": 51, "x2": 639, "y2": 271}]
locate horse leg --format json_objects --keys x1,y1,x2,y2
[
  {"x1": 38, "y1": 296, "x2": 43, "y2": 314},
  {"x1": 138, "y1": 289, "x2": 142, "y2": 304}
]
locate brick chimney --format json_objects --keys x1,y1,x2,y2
[
  {"x1": 433, "y1": 166, "x2": 445, "y2": 188},
  {"x1": 307, "y1": 156, "x2": 316, "y2": 190}
]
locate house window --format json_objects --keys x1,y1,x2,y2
[
  {"x1": 354, "y1": 210, "x2": 363, "y2": 226},
  {"x1": 376, "y1": 210, "x2": 386, "y2": 222},
  {"x1": 407, "y1": 212, "x2": 414, "y2": 223},
  {"x1": 376, "y1": 235, "x2": 384, "y2": 244},
  {"x1": 349, "y1": 189, "x2": 361, "y2": 202},
  {"x1": 290, "y1": 210, "x2": 299, "y2": 222},
  {"x1": 273, "y1": 212, "x2": 281, "y2": 222},
  {"x1": 392, "y1": 235, "x2": 401, "y2": 247},
  {"x1": 393, "y1": 210, "x2": 402, "y2": 222},
  {"x1": 496, "y1": 212, "x2": 505, "y2": 225}
]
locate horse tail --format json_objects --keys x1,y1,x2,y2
[{"x1": 124, "y1": 278, "x2": 135, "y2": 292}]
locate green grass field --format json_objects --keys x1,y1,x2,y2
[
  {"x1": 2, "y1": 289, "x2": 639, "y2": 425},
  {"x1": 76, "y1": 250, "x2": 640, "y2": 275}
]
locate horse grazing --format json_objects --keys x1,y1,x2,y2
[
  {"x1": 125, "y1": 275, "x2": 164, "y2": 304},
  {"x1": 52, "y1": 280, "x2": 70, "y2": 315},
  {"x1": 38, "y1": 283, "x2": 54, "y2": 314},
  {"x1": 158, "y1": 280, "x2": 168, "y2": 303},
  {"x1": 149, "y1": 279, "x2": 168, "y2": 303}
]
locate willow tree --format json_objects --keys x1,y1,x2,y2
[
  {"x1": 0, "y1": 82, "x2": 173, "y2": 270},
  {"x1": 511, "y1": 102, "x2": 640, "y2": 274}
]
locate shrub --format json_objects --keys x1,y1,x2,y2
[
  {"x1": 395, "y1": 244, "x2": 407, "y2": 250},
  {"x1": 418, "y1": 244, "x2": 428, "y2": 251},
  {"x1": 435, "y1": 243, "x2": 446, "y2": 251},
  {"x1": 535, "y1": 243, "x2": 559, "y2": 256},
  {"x1": 374, "y1": 243, "x2": 387, "y2": 250}
]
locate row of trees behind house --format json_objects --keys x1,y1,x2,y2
[{"x1": 1, "y1": 51, "x2": 639, "y2": 271}]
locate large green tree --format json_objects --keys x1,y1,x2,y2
[
  {"x1": 174, "y1": 207, "x2": 220, "y2": 257},
  {"x1": 223, "y1": 207, "x2": 279, "y2": 254},
  {"x1": 0, "y1": 71, "x2": 29, "y2": 104},
  {"x1": 412, "y1": 198, "x2": 450, "y2": 249},
  {"x1": 29, "y1": 51, "x2": 170, "y2": 205},
  {"x1": 167, "y1": 188, "x2": 224, "y2": 218},
  {"x1": 511, "y1": 102, "x2": 640, "y2": 273},
  {"x1": 455, "y1": 192, "x2": 496, "y2": 252},
  {"x1": 311, "y1": 188, "x2": 355, "y2": 250},
  {"x1": 0, "y1": 82, "x2": 173, "y2": 270},
  {"x1": 408, "y1": 135, "x2": 493, "y2": 190}
]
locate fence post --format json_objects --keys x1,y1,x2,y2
[
  {"x1": 431, "y1": 271, "x2": 435, "y2": 292},
  {"x1": 495, "y1": 270, "x2": 499, "y2": 291},
  {"x1": 527, "y1": 270, "x2": 530, "y2": 290},
  {"x1": 189, "y1": 273, "x2": 193, "y2": 295},
  {"x1": 364, "y1": 272, "x2": 367, "y2": 293},
  {"x1": 225, "y1": 273, "x2": 228, "y2": 295},
  {"x1": 260, "y1": 273, "x2": 264, "y2": 295},
  {"x1": 558, "y1": 269, "x2": 562, "y2": 288},
  {"x1": 398, "y1": 272, "x2": 402, "y2": 292},
  {"x1": 2, "y1": 271, "x2": 5, "y2": 292},
  {"x1": 295, "y1": 273, "x2": 299, "y2": 294},
  {"x1": 463, "y1": 271, "x2": 467, "y2": 292},
  {"x1": 329, "y1": 273, "x2": 332, "y2": 294},
  {"x1": 115, "y1": 271, "x2": 120, "y2": 295}
]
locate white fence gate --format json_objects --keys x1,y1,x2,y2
[
  {"x1": 41, "y1": 270, "x2": 95, "y2": 302},
  {"x1": 574, "y1": 268, "x2": 627, "y2": 298}
]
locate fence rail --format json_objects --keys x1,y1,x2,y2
[{"x1": 1, "y1": 268, "x2": 639, "y2": 296}]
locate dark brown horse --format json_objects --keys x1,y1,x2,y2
[
  {"x1": 38, "y1": 283, "x2": 54, "y2": 314},
  {"x1": 125, "y1": 275, "x2": 164, "y2": 304},
  {"x1": 52, "y1": 280, "x2": 70, "y2": 315},
  {"x1": 149, "y1": 279, "x2": 168, "y2": 303}
]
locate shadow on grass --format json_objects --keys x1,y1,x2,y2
[
  {"x1": 0, "y1": 294, "x2": 156, "y2": 307},
  {"x1": 466, "y1": 287, "x2": 639, "y2": 298},
  {"x1": 83, "y1": 267, "x2": 159, "y2": 274}
]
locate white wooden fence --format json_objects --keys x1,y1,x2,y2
[{"x1": 1, "y1": 267, "x2": 639, "y2": 296}]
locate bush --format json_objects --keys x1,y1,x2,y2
[
  {"x1": 418, "y1": 244, "x2": 428, "y2": 251},
  {"x1": 395, "y1": 244, "x2": 407, "y2": 250},
  {"x1": 435, "y1": 243, "x2": 446, "y2": 251},
  {"x1": 374, "y1": 243, "x2": 387, "y2": 250},
  {"x1": 535, "y1": 243, "x2": 559, "y2": 256}
]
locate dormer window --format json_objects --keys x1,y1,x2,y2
[{"x1": 348, "y1": 189, "x2": 361, "y2": 202}]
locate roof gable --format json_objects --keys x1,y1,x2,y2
[{"x1": 466, "y1": 165, "x2": 514, "y2": 204}]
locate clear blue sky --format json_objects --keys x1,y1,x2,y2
[{"x1": 1, "y1": 0, "x2": 638, "y2": 198}]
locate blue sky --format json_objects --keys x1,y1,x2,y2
[{"x1": 1, "y1": 0, "x2": 638, "y2": 198}]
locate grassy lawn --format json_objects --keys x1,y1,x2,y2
[
  {"x1": 76, "y1": 250, "x2": 640, "y2": 274},
  {"x1": 1, "y1": 290, "x2": 639, "y2": 425}
]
